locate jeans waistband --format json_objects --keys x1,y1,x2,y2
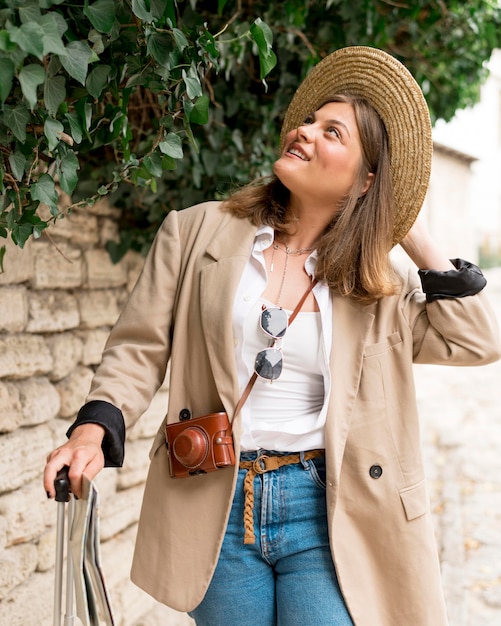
[{"x1": 238, "y1": 449, "x2": 325, "y2": 545}]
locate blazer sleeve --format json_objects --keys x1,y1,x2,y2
[
  {"x1": 402, "y1": 260, "x2": 501, "y2": 366},
  {"x1": 66, "y1": 209, "x2": 183, "y2": 466}
]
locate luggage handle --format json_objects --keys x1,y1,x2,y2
[
  {"x1": 54, "y1": 465, "x2": 75, "y2": 626},
  {"x1": 55, "y1": 466, "x2": 71, "y2": 503}
]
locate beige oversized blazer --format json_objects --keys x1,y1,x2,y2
[{"x1": 86, "y1": 201, "x2": 500, "y2": 625}]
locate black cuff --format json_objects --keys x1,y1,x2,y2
[
  {"x1": 66, "y1": 400, "x2": 126, "y2": 467},
  {"x1": 418, "y1": 258, "x2": 487, "y2": 303}
]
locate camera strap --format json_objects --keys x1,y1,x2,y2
[{"x1": 232, "y1": 278, "x2": 318, "y2": 420}]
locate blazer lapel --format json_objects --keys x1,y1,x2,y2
[{"x1": 199, "y1": 215, "x2": 257, "y2": 418}]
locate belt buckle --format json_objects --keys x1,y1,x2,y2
[{"x1": 252, "y1": 454, "x2": 269, "y2": 474}]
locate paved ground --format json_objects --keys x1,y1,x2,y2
[{"x1": 416, "y1": 267, "x2": 501, "y2": 626}]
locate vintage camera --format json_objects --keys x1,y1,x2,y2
[{"x1": 165, "y1": 411, "x2": 235, "y2": 478}]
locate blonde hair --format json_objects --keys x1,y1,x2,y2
[{"x1": 222, "y1": 94, "x2": 398, "y2": 305}]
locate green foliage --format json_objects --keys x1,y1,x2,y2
[
  {"x1": 0, "y1": 0, "x2": 277, "y2": 261},
  {"x1": 0, "y1": 0, "x2": 500, "y2": 265}
]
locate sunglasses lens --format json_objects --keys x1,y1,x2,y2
[
  {"x1": 260, "y1": 307, "x2": 288, "y2": 339},
  {"x1": 255, "y1": 348, "x2": 283, "y2": 381}
]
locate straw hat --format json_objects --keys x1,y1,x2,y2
[{"x1": 280, "y1": 46, "x2": 432, "y2": 245}]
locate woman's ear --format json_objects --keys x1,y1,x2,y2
[{"x1": 360, "y1": 172, "x2": 375, "y2": 197}]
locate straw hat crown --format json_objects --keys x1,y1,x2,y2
[{"x1": 280, "y1": 46, "x2": 433, "y2": 245}]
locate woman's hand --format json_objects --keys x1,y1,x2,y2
[
  {"x1": 44, "y1": 423, "x2": 105, "y2": 499},
  {"x1": 399, "y1": 213, "x2": 455, "y2": 271}
]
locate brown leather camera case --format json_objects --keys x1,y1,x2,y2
[{"x1": 165, "y1": 411, "x2": 235, "y2": 478}]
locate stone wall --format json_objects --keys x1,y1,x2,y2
[{"x1": 0, "y1": 202, "x2": 193, "y2": 626}]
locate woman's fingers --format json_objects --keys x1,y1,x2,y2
[{"x1": 44, "y1": 424, "x2": 106, "y2": 498}]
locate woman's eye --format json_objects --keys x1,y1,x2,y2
[
  {"x1": 327, "y1": 127, "x2": 340, "y2": 138},
  {"x1": 303, "y1": 115, "x2": 314, "y2": 124}
]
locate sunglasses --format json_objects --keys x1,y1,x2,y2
[{"x1": 254, "y1": 306, "x2": 289, "y2": 381}]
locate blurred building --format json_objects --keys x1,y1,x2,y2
[{"x1": 429, "y1": 49, "x2": 501, "y2": 266}]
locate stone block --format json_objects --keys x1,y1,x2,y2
[
  {"x1": 87, "y1": 197, "x2": 121, "y2": 218},
  {"x1": 0, "y1": 424, "x2": 54, "y2": 494},
  {"x1": 99, "y1": 217, "x2": 120, "y2": 247},
  {"x1": 117, "y1": 439, "x2": 150, "y2": 490},
  {"x1": 0, "y1": 380, "x2": 22, "y2": 433},
  {"x1": 77, "y1": 289, "x2": 121, "y2": 328},
  {"x1": 0, "y1": 237, "x2": 34, "y2": 286},
  {"x1": 0, "y1": 510, "x2": 7, "y2": 548},
  {"x1": 78, "y1": 328, "x2": 109, "y2": 365},
  {"x1": 26, "y1": 291, "x2": 80, "y2": 333},
  {"x1": 0, "y1": 334, "x2": 53, "y2": 379},
  {"x1": 0, "y1": 543, "x2": 38, "y2": 601},
  {"x1": 36, "y1": 529, "x2": 55, "y2": 573},
  {"x1": 17, "y1": 377, "x2": 60, "y2": 426},
  {"x1": 99, "y1": 484, "x2": 144, "y2": 541},
  {"x1": 85, "y1": 249, "x2": 127, "y2": 289},
  {"x1": 46, "y1": 332, "x2": 84, "y2": 381},
  {"x1": 0, "y1": 483, "x2": 47, "y2": 548},
  {"x1": 55, "y1": 366, "x2": 94, "y2": 418},
  {"x1": 33, "y1": 241, "x2": 83, "y2": 289},
  {"x1": 0, "y1": 569, "x2": 53, "y2": 626},
  {"x1": 46, "y1": 209, "x2": 99, "y2": 246},
  {"x1": 0, "y1": 286, "x2": 28, "y2": 332},
  {"x1": 93, "y1": 465, "x2": 118, "y2": 501}
]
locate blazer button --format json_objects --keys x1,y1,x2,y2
[
  {"x1": 179, "y1": 408, "x2": 191, "y2": 421},
  {"x1": 369, "y1": 465, "x2": 383, "y2": 479}
]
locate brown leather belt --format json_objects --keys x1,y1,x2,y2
[{"x1": 238, "y1": 450, "x2": 325, "y2": 545}]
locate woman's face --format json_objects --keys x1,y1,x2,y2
[{"x1": 273, "y1": 101, "x2": 372, "y2": 212}]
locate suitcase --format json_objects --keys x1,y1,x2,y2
[{"x1": 53, "y1": 467, "x2": 114, "y2": 626}]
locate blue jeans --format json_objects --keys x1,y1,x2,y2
[{"x1": 189, "y1": 451, "x2": 354, "y2": 626}]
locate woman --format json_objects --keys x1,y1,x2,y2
[{"x1": 44, "y1": 47, "x2": 501, "y2": 625}]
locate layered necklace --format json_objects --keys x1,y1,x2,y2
[{"x1": 270, "y1": 239, "x2": 315, "y2": 307}]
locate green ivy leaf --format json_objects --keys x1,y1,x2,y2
[
  {"x1": 86, "y1": 64, "x2": 111, "y2": 99},
  {"x1": 44, "y1": 75, "x2": 66, "y2": 116},
  {"x1": 31, "y1": 173, "x2": 59, "y2": 214},
  {"x1": 19, "y1": 4, "x2": 42, "y2": 22},
  {"x1": 59, "y1": 40, "x2": 93, "y2": 85},
  {"x1": 0, "y1": 246, "x2": 5, "y2": 273},
  {"x1": 147, "y1": 32, "x2": 172, "y2": 67},
  {"x1": 40, "y1": 12, "x2": 67, "y2": 56},
  {"x1": 11, "y1": 209, "x2": 47, "y2": 247},
  {"x1": 132, "y1": 0, "x2": 154, "y2": 22},
  {"x1": 18, "y1": 63, "x2": 45, "y2": 110},
  {"x1": 182, "y1": 66, "x2": 202, "y2": 99},
  {"x1": 161, "y1": 154, "x2": 177, "y2": 170},
  {"x1": 159, "y1": 132, "x2": 183, "y2": 159},
  {"x1": 83, "y1": 0, "x2": 116, "y2": 34},
  {"x1": 9, "y1": 22, "x2": 44, "y2": 60},
  {"x1": 172, "y1": 28, "x2": 189, "y2": 51},
  {"x1": 39, "y1": 0, "x2": 67, "y2": 7},
  {"x1": 58, "y1": 150, "x2": 80, "y2": 195},
  {"x1": 189, "y1": 94, "x2": 209, "y2": 125},
  {"x1": 250, "y1": 18, "x2": 277, "y2": 79},
  {"x1": 44, "y1": 118, "x2": 64, "y2": 151},
  {"x1": 75, "y1": 98, "x2": 92, "y2": 137},
  {"x1": 144, "y1": 152, "x2": 163, "y2": 177},
  {"x1": 65, "y1": 111, "x2": 83, "y2": 144},
  {"x1": 3, "y1": 104, "x2": 30, "y2": 142},
  {"x1": 0, "y1": 58, "x2": 15, "y2": 103},
  {"x1": 8, "y1": 149, "x2": 26, "y2": 181}
]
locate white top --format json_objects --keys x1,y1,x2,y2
[{"x1": 233, "y1": 225, "x2": 333, "y2": 451}]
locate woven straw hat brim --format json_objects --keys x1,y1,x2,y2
[{"x1": 280, "y1": 46, "x2": 432, "y2": 245}]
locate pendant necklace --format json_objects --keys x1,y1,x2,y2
[{"x1": 270, "y1": 241, "x2": 315, "y2": 307}]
